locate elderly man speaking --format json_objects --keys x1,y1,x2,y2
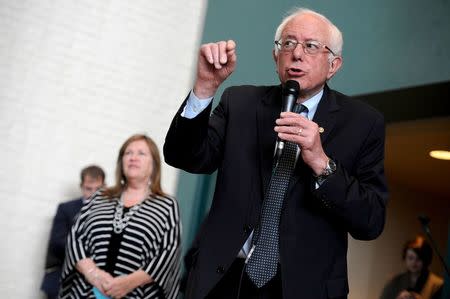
[{"x1": 165, "y1": 7, "x2": 388, "y2": 299}]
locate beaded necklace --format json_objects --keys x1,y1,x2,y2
[{"x1": 112, "y1": 193, "x2": 146, "y2": 234}]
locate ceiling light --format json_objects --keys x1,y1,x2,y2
[{"x1": 429, "y1": 150, "x2": 450, "y2": 160}]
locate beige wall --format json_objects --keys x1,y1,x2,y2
[{"x1": 348, "y1": 181, "x2": 449, "y2": 299}]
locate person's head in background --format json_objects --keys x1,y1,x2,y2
[
  {"x1": 105, "y1": 134, "x2": 165, "y2": 198},
  {"x1": 402, "y1": 235, "x2": 433, "y2": 275},
  {"x1": 80, "y1": 165, "x2": 106, "y2": 199}
]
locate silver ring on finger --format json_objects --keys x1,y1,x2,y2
[{"x1": 297, "y1": 127, "x2": 303, "y2": 135}]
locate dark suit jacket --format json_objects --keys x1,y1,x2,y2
[
  {"x1": 41, "y1": 198, "x2": 83, "y2": 298},
  {"x1": 164, "y1": 84, "x2": 388, "y2": 299}
]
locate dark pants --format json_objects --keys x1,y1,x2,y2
[{"x1": 206, "y1": 258, "x2": 282, "y2": 299}]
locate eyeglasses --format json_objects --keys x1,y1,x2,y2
[{"x1": 275, "y1": 39, "x2": 336, "y2": 56}]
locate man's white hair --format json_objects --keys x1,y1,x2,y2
[{"x1": 273, "y1": 7, "x2": 343, "y2": 59}]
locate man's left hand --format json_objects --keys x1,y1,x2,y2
[{"x1": 275, "y1": 111, "x2": 328, "y2": 175}]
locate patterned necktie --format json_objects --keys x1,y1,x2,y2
[{"x1": 246, "y1": 104, "x2": 307, "y2": 288}]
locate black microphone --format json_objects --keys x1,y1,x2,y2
[
  {"x1": 418, "y1": 215, "x2": 431, "y2": 234},
  {"x1": 275, "y1": 80, "x2": 300, "y2": 159},
  {"x1": 418, "y1": 215, "x2": 450, "y2": 276}
]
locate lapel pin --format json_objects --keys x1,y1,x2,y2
[{"x1": 319, "y1": 127, "x2": 324, "y2": 133}]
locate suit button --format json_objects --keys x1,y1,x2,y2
[
  {"x1": 243, "y1": 225, "x2": 252, "y2": 234},
  {"x1": 216, "y1": 266, "x2": 225, "y2": 274},
  {"x1": 321, "y1": 194, "x2": 327, "y2": 199}
]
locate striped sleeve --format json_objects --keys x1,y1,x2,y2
[
  {"x1": 143, "y1": 197, "x2": 181, "y2": 298},
  {"x1": 63, "y1": 194, "x2": 98, "y2": 274}
]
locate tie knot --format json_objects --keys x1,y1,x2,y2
[{"x1": 293, "y1": 103, "x2": 307, "y2": 114}]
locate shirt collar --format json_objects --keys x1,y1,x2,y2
[{"x1": 299, "y1": 89, "x2": 323, "y2": 120}]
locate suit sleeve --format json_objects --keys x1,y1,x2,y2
[
  {"x1": 312, "y1": 113, "x2": 388, "y2": 240},
  {"x1": 164, "y1": 89, "x2": 229, "y2": 174},
  {"x1": 47, "y1": 203, "x2": 76, "y2": 263}
]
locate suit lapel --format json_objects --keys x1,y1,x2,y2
[
  {"x1": 256, "y1": 85, "x2": 282, "y2": 196},
  {"x1": 311, "y1": 85, "x2": 340, "y2": 146}
]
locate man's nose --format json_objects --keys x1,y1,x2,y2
[{"x1": 292, "y1": 43, "x2": 304, "y2": 60}]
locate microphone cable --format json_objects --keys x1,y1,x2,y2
[{"x1": 236, "y1": 245, "x2": 256, "y2": 299}]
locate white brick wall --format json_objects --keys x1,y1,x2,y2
[{"x1": 0, "y1": 1, "x2": 207, "y2": 297}]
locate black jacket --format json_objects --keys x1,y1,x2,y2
[{"x1": 164, "y1": 85, "x2": 388, "y2": 299}]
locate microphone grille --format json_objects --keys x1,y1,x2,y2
[{"x1": 283, "y1": 80, "x2": 300, "y2": 97}]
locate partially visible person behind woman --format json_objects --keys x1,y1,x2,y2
[
  {"x1": 60, "y1": 134, "x2": 181, "y2": 298},
  {"x1": 379, "y1": 235, "x2": 443, "y2": 299}
]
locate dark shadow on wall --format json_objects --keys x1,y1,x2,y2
[{"x1": 356, "y1": 80, "x2": 450, "y2": 123}]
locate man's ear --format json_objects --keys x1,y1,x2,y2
[
  {"x1": 272, "y1": 49, "x2": 279, "y2": 73},
  {"x1": 327, "y1": 56, "x2": 343, "y2": 80}
]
